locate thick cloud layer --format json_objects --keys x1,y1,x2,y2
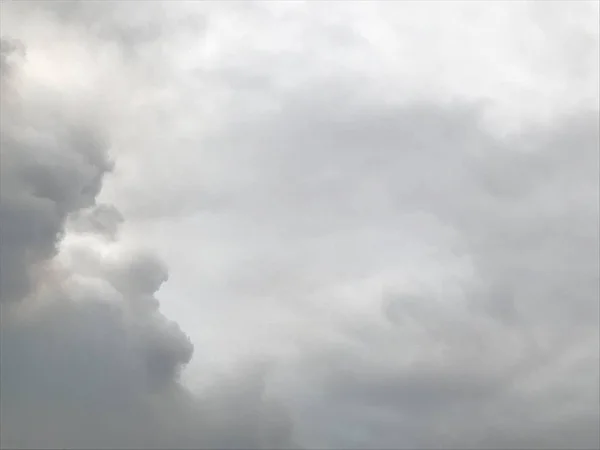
[
  {"x1": 1, "y1": 2, "x2": 599, "y2": 449},
  {"x1": 269, "y1": 108, "x2": 599, "y2": 449},
  {"x1": 0, "y1": 21, "x2": 294, "y2": 450},
  {"x1": 0, "y1": 37, "x2": 111, "y2": 304}
]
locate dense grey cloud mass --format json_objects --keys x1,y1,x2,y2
[
  {"x1": 1, "y1": 1, "x2": 599, "y2": 449},
  {"x1": 0, "y1": 10, "x2": 294, "y2": 450},
  {"x1": 0, "y1": 36, "x2": 112, "y2": 304}
]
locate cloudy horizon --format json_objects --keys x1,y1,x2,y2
[{"x1": 1, "y1": 1, "x2": 599, "y2": 449}]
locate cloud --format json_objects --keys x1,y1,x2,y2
[
  {"x1": 0, "y1": 35, "x2": 112, "y2": 304},
  {"x1": 68, "y1": 204, "x2": 124, "y2": 239},
  {"x1": 0, "y1": 14, "x2": 295, "y2": 450},
  {"x1": 236, "y1": 101, "x2": 599, "y2": 449},
  {"x1": 1, "y1": 1, "x2": 598, "y2": 449}
]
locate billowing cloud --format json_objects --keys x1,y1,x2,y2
[
  {"x1": 1, "y1": 1, "x2": 598, "y2": 450},
  {"x1": 0, "y1": 12, "x2": 294, "y2": 450}
]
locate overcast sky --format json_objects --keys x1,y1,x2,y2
[{"x1": 0, "y1": 1, "x2": 599, "y2": 449}]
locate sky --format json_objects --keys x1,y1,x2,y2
[{"x1": 0, "y1": 1, "x2": 599, "y2": 449}]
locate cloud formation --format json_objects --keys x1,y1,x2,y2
[
  {"x1": 0, "y1": 14, "x2": 294, "y2": 450},
  {"x1": 1, "y1": 1, "x2": 598, "y2": 449},
  {"x1": 273, "y1": 109, "x2": 599, "y2": 450}
]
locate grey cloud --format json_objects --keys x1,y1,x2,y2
[
  {"x1": 1, "y1": 2, "x2": 598, "y2": 450},
  {"x1": 0, "y1": 37, "x2": 25, "y2": 77},
  {"x1": 166, "y1": 72, "x2": 597, "y2": 447},
  {"x1": 94, "y1": 11, "x2": 597, "y2": 442},
  {"x1": 256, "y1": 102, "x2": 599, "y2": 448},
  {"x1": 68, "y1": 204, "x2": 124, "y2": 239},
  {"x1": 5, "y1": 0, "x2": 207, "y2": 65},
  {"x1": 0, "y1": 31, "x2": 294, "y2": 450},
  {"x1": 0, "y1": 40, "x2": 112, "y2": 303}
]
